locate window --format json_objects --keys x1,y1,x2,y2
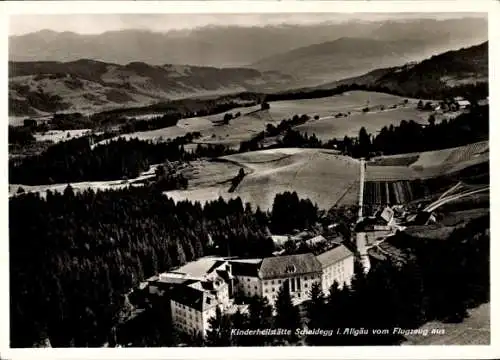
[
  {"x1": 305, "y1": 283, "x2": 308, "y2": 288},
  {"x1": 298, "y1": 293, "x2": 301, "y2": 298},
  {"x1": 278, "y1": 279, "x2": 282, "y2": 284},
  {"x1": 271, "y1": 280, "x2": 275, "y2": 285},
  {"x1": 272, "y1": 288, "x2": 275, "y2": 292},
  {"x1": 254, "y1": 286, "x2": 257, "y2": 290}
]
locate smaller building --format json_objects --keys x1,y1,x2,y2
[{"x1": 457, "y1": 99, "x2": 471, "y2": 109}]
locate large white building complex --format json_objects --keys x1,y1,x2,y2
[{"x1": 146, "y1": 243, "x2": 355, "y2": 338}]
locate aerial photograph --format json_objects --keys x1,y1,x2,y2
[{"x1": 7, "y1": 10, "x2": 489, "y2": 349}]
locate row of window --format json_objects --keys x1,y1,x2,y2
[
  {"x1": 242, "y1": 275, "x2": 319, "y2": 286},
  {"x1": 175, "y1": 322, "x2": 202, "y2": 336},
  {"x1": 173, "y1": 301, "x2": 197, "y2": 313}
]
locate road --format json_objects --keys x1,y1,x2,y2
[{"x1": 423, "y1": 185, "x2": 489, "y2": 212}]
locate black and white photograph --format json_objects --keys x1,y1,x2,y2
[{"x1": 2, "y1": 1, "x2": 496, "y2": 357}]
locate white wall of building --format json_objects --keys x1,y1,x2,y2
[
  {"x1": 262, "y1": 273, "x2": 322, "y2": 307},
  {"x1": 171, "y1": 299, "x2": 204, "y2": 337},
  {"x1": 321, "y1": 256, "x2": 354, "y2": 295}
]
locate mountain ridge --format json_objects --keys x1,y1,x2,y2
[
  {"x1": 9, "y1": 60, "x2": 293, "y2": 116},
  {"x1": 10, "y1": 18, "x2": 487, "y2": 67}
]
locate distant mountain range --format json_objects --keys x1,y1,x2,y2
[
  {"x1": 317, "y1": 41, "x2": 488, "y2": 96},
  {"x1": 9, "y1": 18, "x2": 488, "y2": 117},
  {"x1": 10, "y1": 17, "x2": 487, "y2": 69},
  {"x1": 9, "y1": 60, "x2": 292, "y2": 116}
]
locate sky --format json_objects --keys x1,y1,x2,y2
[{"x1": 9, "y1": 12, "x2": 486, "y2": 36}]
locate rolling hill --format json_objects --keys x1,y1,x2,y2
[
  {"x1": 319, "y1": 41, "x2": 488, "y2": 97},
  {"x1": 9, "y1": 60, "x2": 292, "y2": 116},
  {"x1": 251, "y1": 34, "x2": 488, "y2": 84}
]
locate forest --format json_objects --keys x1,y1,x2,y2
[
  {"x1": 9, "y1": 133, "x2": 235, "y2": 186},
  {"x1": 9, "y1": 187, "x2": 277, "y2": 348}
]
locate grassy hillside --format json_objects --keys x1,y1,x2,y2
[
  {"x1": 165, "y1": 148, "x2": 360, "y2": 211},
  {"x1": 317, "y1": 42, "x2": 488, "y2": 99},
  {"x1": 9, "y1": 59, "x2": 292, "y2": 116},
  {"x1": 251, "y1": 34, "x2": 487, "y2": 84}
]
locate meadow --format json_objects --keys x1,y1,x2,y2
[
  {"x1": 403, "y1": 302, "x2": 490, "y2": 345},
  {"x1": 363, "y1": 141, "x2": 489, "y2": 205},
  {"x1": 105, "y1": 91, "x2": 432, "y2": 146},
  {"x1": 165, "y1": 148, "x2": 361, "y2": 211}
]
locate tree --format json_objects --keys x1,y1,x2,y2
[
  {"x1": 417, "y1": 100, "x2": 424, "y2": 110},
  {"x1": 223, "y1": 113, "x2": 232, "y2": 125},
  {"x1": 230, "y1": 309, "x2": 249, "y2": 346},
  {"x1": 358, "y1": 127, "x2": 371, "y2": 157},
  {"x1": 274, "y1": 280, "x2": 301, "y2": 342},
  {"x1": 306, "y1": 282, "x2": 325, "y2": 345},
  {"x1": 205, "y1": 306, "x2": 233, "y2": 346},
  {"x1": 428, "y1": 114, "x2": 436, "y2": 126},
  {"x1": 246, "y1": 295, "x2": 273, "y2": 345}
]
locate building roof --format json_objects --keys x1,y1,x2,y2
[
  {"x1": 306, "y1": 235, "x2": 327, "y2": 245},
  {"x1": 230, "y1": 260, "x2": 262, "y2": 277},
  {"x1": 316, "y1": 245, "x2": 353, "y2": 268},
  {"x1": 169, "y1": 284, "x2": 212, "y2": 311},
  {"x1": 258, "y1": 253, "x2": 322, "y2": 279},
  {"x1": 175, "y1": 256, "x2": 224, "y2": 277},
  {"x1": 457, "y1": 100, "x2": 471, "y2": 106}
]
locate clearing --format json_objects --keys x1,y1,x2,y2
[{"x1": 165, "y1": 148, "x2": 360, "y2": 211}]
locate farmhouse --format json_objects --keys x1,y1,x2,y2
[{"x1": 457, "y1": 99, "x2": 471, "y2": 110}]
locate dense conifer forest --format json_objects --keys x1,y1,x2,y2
[{"x1": 9, "y1": 187, "x2": 276, "y2": 347}]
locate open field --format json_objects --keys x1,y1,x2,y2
[
  {"x1": 9, "y1": 165, "x2": 160, "y2": 198},
  {"x1": 366, "y1": 141, "x2": 489, "y2": 182},
  {"x1": 102, "y1": 105, "x2": 268, "y2": 147},
  {"x1": 104, "y1": 91, "x2": 434, "y2": 147},
  {"x1": 295, "y1": 107, "x2": 431, "y2": 140},
  {"x1": 268, "y1": 91, "x2": 421, "y2": 119},
  {"x1": 403, "y1": 302, "x2": 490, "y2": 345},
  {"x1": 363, "y1": 142, "x2": 489, "y2": 205},
  {"x1": 33, "y1": 129, "x2": 92, "y2": 143},
  {"x1": 165, "y1": 148, "x2": 360, "y2": 211}
]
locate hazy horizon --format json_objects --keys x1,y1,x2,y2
[{"x1": 9, "y1": 12, "x2": 487, "y2": 36}]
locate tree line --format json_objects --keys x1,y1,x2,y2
[
  {"x1": 248, "y1": 104, "x2": 488, "y2": 159},
  {"x1": 9, "y1": 133, "x2": 235, "y2": 186}
]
